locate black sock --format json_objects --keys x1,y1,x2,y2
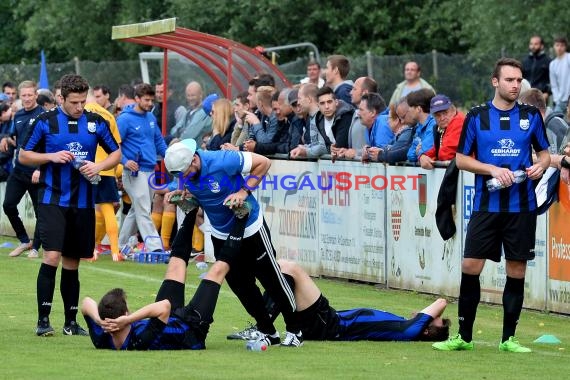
[
  {"x1": 457, "y1": 272, "x2": 480, "y2": 342},
  {"x1": 37, "y1": 264, "x2": 57, "y2": 321},
  {"x1": 60, "y1": 268, "x2": 80, "y2": 325},
  {"x1": 502, "y1": 276, "x2": 525, "y2": 342},
  {"x1": 170, "y1": 209, "x2": 198, "y2": 264}
]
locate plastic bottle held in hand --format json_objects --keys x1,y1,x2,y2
[
  {"x1": 72, "y1": 157, "x2": 101, "y2": 184},
  {"x1": 131, "y1": 152, "x2": 140, "y2": 177},
  {"x1": 246, "y1": 340, "x2": 267, "y2": 351},
  {"x1": 486, "y1": 170, "x2": 527, "y2": 192}
]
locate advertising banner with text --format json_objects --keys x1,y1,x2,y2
[
  {"x1": 386, "y1": 166, "x2": 462, "y2": 296},
  {"x1": 255, "y1": 159, "x2": 320, "y2": 275},
  {"x1": 317, "y1": 160, "x2": 386, "y2": 283}
]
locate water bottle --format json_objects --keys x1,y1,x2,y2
[
  {"x1": 131, "y1": 152, "x2": 140, "y2": 177},
  {"x1": 486, "y1": 170, "x2": 527, "y2": 192},
  {"x1": 72, "y1": 157, "x2": 101, "y2": 184},
  {"x1": 246, "y1": 340, "x2": 267, "y2": 351},
  {"x1": 224, "y1": 199, "x2": 252, "y2": 219},
  {"x1": 169, "y1": 194, "x2": 200, "y2": 213}
]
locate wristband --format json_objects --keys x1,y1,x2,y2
[
  {"x1": 561, "y1": 157, "x2": 570, "y2": 169},
  {"x1": 241, "y1": 185, "x2": 252, "y2": 195}
]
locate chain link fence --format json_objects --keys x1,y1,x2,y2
[{"x1": 1, "y1": 51, "x2": 525, "y2": 109}]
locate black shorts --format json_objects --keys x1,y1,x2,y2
[
  {"x1": 37, "y1": 204, "x2": 95, "y2": 259},
  {"x1": 464, "y1": 211, "x2": 537, "y2": 262},
  {"x1": 94, "y1": 176, "x2": 119, "y2": 203}
]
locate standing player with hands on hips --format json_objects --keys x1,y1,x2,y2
[{"x1": 433, "y1": 58, "x2": 550, "y2": 353}]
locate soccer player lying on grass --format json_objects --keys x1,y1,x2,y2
[
  {"x1": 80, "y1": 210, "x2": 245, "y2": 350},
  {"x1": 277, "y1": 259, "x2": 450, "y2": 342}
]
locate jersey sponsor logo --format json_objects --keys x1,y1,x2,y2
[
  {"x1": 87, "y1": 121, "x2": 96, "y2": 133},
  {"x1": 499, "y1": 116, "x2": 510, "y2": 121},
  {"x1": 29, "y1": 118, "x2": 36, "y2": 125},
  {"x1": 207, "y1": 178, "x2": 221, "y2": 193},
  {"x1": 520, "y1": 118, "x2": 530, "y2": 130},
  {"x1": 150, "y1": 121, "x2": 155, "y2": 128},
  {"x1": 67, "y1": 142, "x2": 88, "y2": 160},
  {"x1": 491, "y1": 138, "x2": 521, "y2": 156}
]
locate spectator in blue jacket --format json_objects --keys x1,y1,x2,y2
[
  {"x1": 325, "y1": 55, "x2": 354, "y2": 106},
  {"x1": 369, "y1": 102, "x2": 415, "y2": 164},
  {"x1": 405, "y1": 89, "x2": 436, "y2": 162}
]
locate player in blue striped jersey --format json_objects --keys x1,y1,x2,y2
[
  {"x1": 20, "y1": 74, "x2": 121, "y2": 337},
  {"x1": 81, "y1": 212, "x2": 245, "y2": 350},
  {"x1": 433, "y1": 58, "x2": 550, "y2": 353},
  {"x1": 278, "y1": 259, "x2": 449, "y2": 343}
]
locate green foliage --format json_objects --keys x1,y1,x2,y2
[{"x1": 0, "y1": 0, "x2": 567, "y2": 66}]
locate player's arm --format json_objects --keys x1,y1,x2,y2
[
  {"x1": 101, "y1": 299, "x2": 171, "y2": 332},
  {"x1": 456, "y1": 152, "x2": 516, "y2": 186},
  {"x1": 81, "y1": 297, "x2": 104, "y2": 326},
  {"x1": 82, "y1": 148, "x2": 121, "y2": 179},
  {"x1": 527, "y1": 149, "x2": 550, "y2": 180},
  {"x1": 419, "y1": 298, "x2": 447, "y2": 319},
  {"x1": 224, "y1": 152, "x2": 270, "y2": 205}
]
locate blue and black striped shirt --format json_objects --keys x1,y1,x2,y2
[
  {"x1": 22, "y1": 107, "x2": 119, "y2": 208},
  {"x1": 457, "y1": 101, "x2": 550, "y2": 212}
]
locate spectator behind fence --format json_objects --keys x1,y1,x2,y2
[
  {"x1": 247, "y1": 86, "x2": 278, "y2": 143},
  {"x1": 371, "y1": 102, "x2": 415, "y2": 164},
  {"x1": 389, "y1": 61, "x2": 435, "y2": 105},
  {"x1": 325, "y1": 55, "x2": 353, "y2": 106},
  {"x1": 419, "y1": 94, "x2": 465, "y2": 170},
  {"x1": 522, "y1": 35, "x2": 551, "y2": 101},
  {"x1": 301, "y1": 60, "x2": 325, "y2": 88},
  {"x1": 316, "y1": 86, "x2": 353, "y2": 149},
  {"x1": 405, "y1": 89, "x2": 436, "y2": 163},
  {"x1": 244, "y1": 89, "x2": 303, "y2": 156},
  {"x1": 225, "y1": 92, "x2": 250, "y2": 150},
  {"x1": 333, "y1": 77, "x2": 378, "y2": 160},
  {"x1": 290, "y1": 83, "x2": 330, "y2": 159},
  {"x1": 288, "y1": 89, "x2": 310, "y2": 144},
  {"x1": 207, "y1": 98, "x2": 235, "y2": 151},
  {"x1": 153, "y1": 80, "x2": 186, "y2": 135},
  {"x1": 549, "y1": 36, "x2": 570, "y2": 115},
  {"x1": 171, "y1": 82, "x2": 213, "y2": 143}
]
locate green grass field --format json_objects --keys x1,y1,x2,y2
[{"x1": 1, "y1": 237, "x2": 568, "y2": 380}]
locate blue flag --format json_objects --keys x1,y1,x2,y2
[{"x1": 39, "y1": 50, "x2": 49, "y2": 90}]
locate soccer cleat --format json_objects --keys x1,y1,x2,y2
[
  {"x1": 499, "y1": 336, "x2": 532, "y2": 353},
  {"x1": 432, "y1": 333, "x2": 474, "y2": 351},
  {"x1": 27, "y1": 249, "x2": 39, "y2": 258},
  {"x1": 281, "y1": 331, "x2": 304, "y2": 347},
  {"x1": 62, "y1": 321, "x2": 89, "y2": 336},
  {"x1": 227, "y1": 322, "x2": 259, "y2": 340},
  {"x1": 36, "y1": 317, "x2": 55, "y2": 337},
  {"x1": 250, "y1": 331, "x2": 280, "y2": 346},
  {"x1": 9, "y1": 242, "x2": 33, "y2": 257}
]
